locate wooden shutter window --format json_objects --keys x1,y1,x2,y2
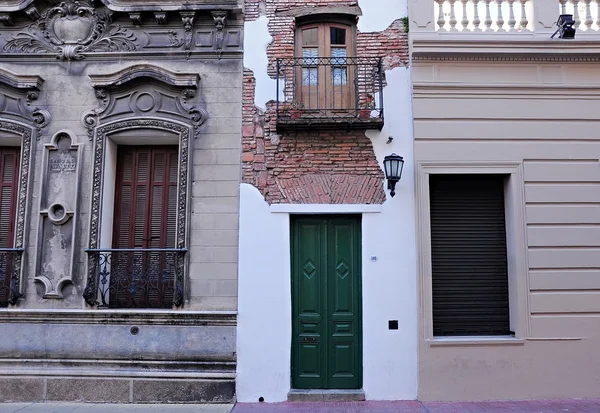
[
  {"x1": 429, "y1": 174, "x2": 510, "y2": 337},
  {"x1": 111, "y1": 145, "x2": 178, "y2": 308},
  {"x1": 0, "y1": 147, "x2": 20, "y2": 307},
  {"x1": 113, "y1": 146, "x2": 178, "y2": 250}
]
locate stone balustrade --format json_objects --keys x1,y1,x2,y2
[
  {"x1": 561, "y1": 0, "x2": 600, "y2": 31},
  {"x1": 435, "y1": 0, "x2": 534, "y2": 32},
  {"x1": 411, "y1": 0, "x2": 600, "y2": 35}
]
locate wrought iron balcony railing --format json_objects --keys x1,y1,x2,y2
[
  {"x1": 0, "y1": 248, "x2": 24, "y2": 307},
  {"x1": 84, "y1": 248, "x2": 186, "y2": 309},
  {"x1": 276, "y1": 57, "x2": 385, "y2": 131}
]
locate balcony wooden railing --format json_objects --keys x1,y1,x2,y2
[{"x1": 275, "y1": 57, "x2": 385, "y2": 131}]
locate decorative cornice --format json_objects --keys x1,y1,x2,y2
[
  {"x1": 0, "y1": 0, "x2": 242, "y2": 13},
  {"x1": 88, "y1": 64, "x2": 200, "y2": 89},
  {"x1": 275, "y1": 5, "x2": 362, "y2": 18},
  {"x1": 411, "y1": 36, "x2": 600, "y2": 63},
  {"x1": 0, "y1": 309, "x2": 237, "y2": 326},
  {"x1": 0, "y1": 67, "x2": 43, "y2": 90}
]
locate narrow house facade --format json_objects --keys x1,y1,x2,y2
[
  {"x1": 410, "y1": 0, "x2": 600, "y2": 401},
  {"x1": 0, "y1": 0, "x2": 243, "y2": 403},
  {"x1": 237, "y1": 0, "x2": 418, "y2": 402}
]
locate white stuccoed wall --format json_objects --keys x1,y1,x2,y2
[{"x1": 238, "y1": 0, "x2": 416, "y2": 402}]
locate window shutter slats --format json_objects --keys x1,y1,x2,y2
[
  {"x1": 111, "y1": 145, "x2": 178, "y2": 309},
  {"x1": 0, "y1": 148, "x2": 20, "y2": 307},
  {"x1": 430, "y1": 175, "x2": 510, "y2": 337}
]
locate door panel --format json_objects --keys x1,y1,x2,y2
[{"x1": 292, "y1": 215, "x2": 361, "y2": 390}]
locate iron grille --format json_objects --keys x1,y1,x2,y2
[
  {"x1": 276, "y1": 57, "x2": 385, "y2": 131},
  {"x1": 85, "y1": 248, "x2": 186, "y2": 309},
  {"x1": 0, "y1": 248, "x2": 24, "y2": 307}
]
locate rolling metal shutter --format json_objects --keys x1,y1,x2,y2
[{"x1": 429, "y1": 174, "x2": 510, "y2": 336}]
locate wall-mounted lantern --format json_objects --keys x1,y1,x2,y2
[
  {"x1": 551, "y1": 14, "x2": 576, "y2": 39},
  {"x1": 383, "y1": 153, "x2": 404, "y2": 197}
]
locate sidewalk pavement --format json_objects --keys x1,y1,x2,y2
[
  {"x1": 2, "y1": 399, "x2": 600, "y2": 413},
  {"x1": 232, "y1": 399, "x2": 600, "y2": 413},
  {"x1": 0, "y1": 404, "x2": 232, "y2": 413}
]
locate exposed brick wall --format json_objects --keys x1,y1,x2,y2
[{"x1": 243, "y1": 0, "x2": 408, "y2": 204}]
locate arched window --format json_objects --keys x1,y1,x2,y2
[{"x1": 295, "y1": 20, "x2": 355, "y2": 111}]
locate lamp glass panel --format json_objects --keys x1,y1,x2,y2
[{"x1": 384, "y1": 159, "x2": 393, "y2": 178}]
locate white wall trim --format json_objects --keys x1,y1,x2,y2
[{"x1": 270, "y1": 204, "x2": 383, "y2": 214}]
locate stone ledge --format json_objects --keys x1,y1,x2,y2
[
  {"x1": 287, "y1": 389, "x2": 366, "y2": 402},
  {"x1": 0, "y1": 309, "x2": 237, "y2": 326}
]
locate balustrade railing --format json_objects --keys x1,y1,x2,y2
[
  {"x1": 85, "y1": 249, "x2": 186, "y2": 309},
  {"x1": 435, "y1": 0, "x2": 534, "y2": 32},
  {"x1": 561, "y1": 0, "x2": 600, "y2": 30},
  {"x1": 0, "y1": 248, "x2": 23, "y2": 307}
]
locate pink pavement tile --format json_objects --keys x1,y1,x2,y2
[
  {"x1": 423, "y1": 399, "x2": 600, "y2": 413},
  {"x1": 232, "y1": 401, "x2": 427, "y2": 413},
  {"x1": 233, "y1": 399, "x2": 600, "y2": 413}
]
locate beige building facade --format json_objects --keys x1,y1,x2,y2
[{"x1": 410, "y1": 0, "x2": 600, "y2": 401}]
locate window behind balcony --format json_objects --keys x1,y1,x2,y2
[
  {"x1": 0, "y1": 147, "x2": 20, "y2": 306},
  {"x1": 296, "y1": 22, "x2": 354, "y2": 111},
  {"x1": 110, "y1": 145, "x2": 178, "y2": 308}
]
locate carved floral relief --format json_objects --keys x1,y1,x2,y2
[{"x1": 3, "y1": 0, "x2": 137, "y2": 60}]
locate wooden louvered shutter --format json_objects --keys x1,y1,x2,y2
[
  {"x1": 429, "y1": 174, "x2": 510, "y2": 337},
  {"x1": 111, "y1": 145, "x2": 178, "y2": 308},
  {"x1": 0, "y1": 147, "x2": 20, "y2": 307}
]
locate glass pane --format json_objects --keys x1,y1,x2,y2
[
  {"x1": 302, "y1": 28, "x2": 319, "y2": 46},
  {"x1": 303, "y1": 68, "x2": 318, "y2": 86},
  {"x1": 303, "y1": 48, "x2": 318, "y2": 65},
  {"x1": 332, "y1": 68, "x2": 347, "y2": 86},
  {"x1": 330, "y1": 27, "x2": 346, "y2": 45},
  {"x1": 331, "y1": 47, "x2": 347, "y2": 65}
]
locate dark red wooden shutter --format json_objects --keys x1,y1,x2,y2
[
  {"x1": 429, "y1": 174, "x2": 510, "y2": 336},
  {"x1": 111, "y1": 145, "x2": 178, "y2": 308},
  {"x1": 0, "y1": 147, "x2": 20, "y2": 307}
]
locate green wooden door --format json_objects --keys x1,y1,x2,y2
[{"x1": 291, "y1": 215, "x2": 362, "y2": 389}]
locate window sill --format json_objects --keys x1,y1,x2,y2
[{"x1": 427, "y1": 336, "x2": 526, "y2": 347}]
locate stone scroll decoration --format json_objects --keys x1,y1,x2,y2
[
  {"x1": 81, "y1": 64, "x2": 207, "y2": 308},
  {"x1": 0, "y1": 68, "x2": 50, "y2": 305},
  {"x1": 3, "y1": 0, "x2": 138, "y2": 60},
  {"x1": 35, "y1": 131, "x2": 81, "y2": 299}
]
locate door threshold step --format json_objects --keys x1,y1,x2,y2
[{"x1": 288, "y1": 389, "x2": 366, "y2": 402}]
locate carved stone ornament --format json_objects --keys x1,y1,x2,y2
[
  {"x1": 35, "y1": 131, "x2": 81, "y2": 299},
  {"x1": 83, "y1": 64, "x2": 207, "y2": 139},
  {"x1": 211, "y1": 11, "x2": 227, "y2": 52},
  {"x1": 82, "y1": 119, "x2": 190, "y2": 308},
  {"x1": 0, "y1": 68, "x2": 50, "y2": 138},
  {"x1": 3, "y1": 0, "x2": 138, "y2": 60},
  {"x1": 180, "y1": 11, "x2": 195, "y2": 58}
]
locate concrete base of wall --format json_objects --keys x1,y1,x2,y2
[
  {"x1": 0, "y1": 311, "x2": 237, "y2": 403},
  {"x1": 0, "y1": 377, "x2": 235, "y2": 403},
  {"x1": 287, "y1": 390, "x2": 366, "y2": 402}
]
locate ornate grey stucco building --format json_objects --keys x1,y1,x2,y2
[{"x1": 0, "y1": 0, "x2": 243, "y2": 403}]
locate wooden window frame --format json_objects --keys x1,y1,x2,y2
[
  {"x1": 294, "y1": 19, "x2": 357, "y2": 112},
  {"x1": 416, "y1": 162, "x2": 530, "y2": 345}
]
